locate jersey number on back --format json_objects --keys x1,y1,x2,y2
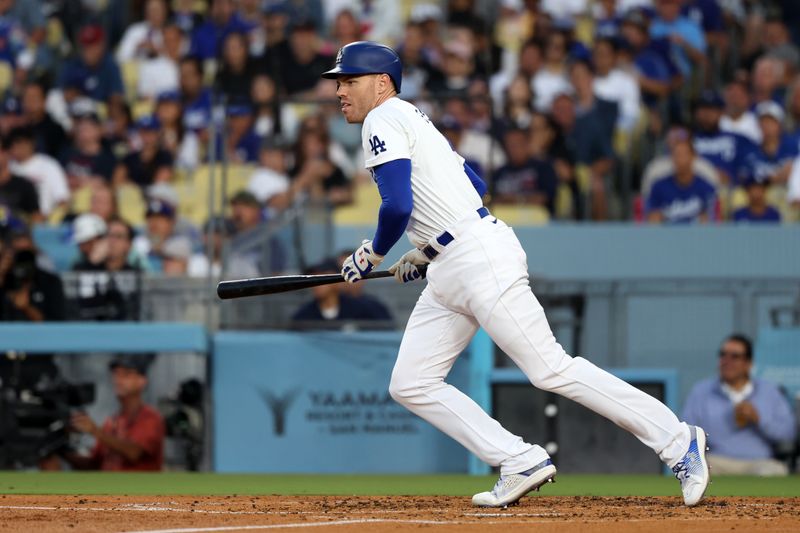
[{"x1": 369, "y1": 135, "x2": 387, "y2": 156}]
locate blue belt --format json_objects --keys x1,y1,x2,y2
[{"x1": 421, "y1": 207, "x2": 492, "y2": 260}]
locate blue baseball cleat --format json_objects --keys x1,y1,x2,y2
[
  {"x1": 672, "y1": 426, "x2": 710, "y2": 506},
  {"x1": 472, "y1": 458, "x2": 557, "y2": 508}
]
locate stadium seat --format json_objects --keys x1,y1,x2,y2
[
  {"x1": 176, "y1": 164, "x2": 254, "y2": 225},
  {"x1": 0, "y1": 62, "x2": 12, "y2": 92},
  {"x1": 116, "y1": 183, "x2": 146, "y2": 226},
  {"x1": 332, "y1": 181, "x2": 381, "y2": 225},
  {"x1": 121, "y1": 60, "x2": 140, "y2": 102}
]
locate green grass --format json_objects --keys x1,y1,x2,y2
[{"x1": 0, "y1": 472, "x2": 798, "y2": 497}]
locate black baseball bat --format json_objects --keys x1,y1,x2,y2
[{"x1": 216, "y1": 266, "x2": 426, "y2": 299}]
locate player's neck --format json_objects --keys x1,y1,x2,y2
[{"x1": 372, "y1": 90, "x2": 397, "y2": 110}]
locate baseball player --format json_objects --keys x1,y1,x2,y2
[{"x1": 323, "y1": 41, "x2": 709, "y2": 508}]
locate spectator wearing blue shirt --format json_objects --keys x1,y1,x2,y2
[
  {"x1": 0, "y1": 2, "x2": 27, "y2": 69},
  {"x1": 57, "y1": 25, "x2": 124, "y2": 107},
  {"x1": 619, "y1": 9, "x2": 673, "y2": 108},
  {"x1": 178, "y1": 56, "x2": 212, "y2": 132},
  {"x1": 650, "y1": 0, "x2": 707, "y2": 78},
  {"x1": 692, "y1": 90, "x2": 757, "y2": 185},
  {"x1": 647, "y1": 130, "x2": 717, "y2": 223},
  {"x1": 733, "y1": 175, "x2": 781, "y2": 223},
  {"x1": 682, "y1": 334, "x2": 796, "y2": 476},
  {"x1": 189, "y1": 0, "x2": 254, "y2": 61},
  {"x1": 743, "y1": 101, "x2": 798, "y2": 185},
  {"x1": 213, "y1": 103, "x2": 260, "y2": 164}
]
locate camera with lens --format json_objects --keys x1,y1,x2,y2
[
  {"x1": 0, "y1": 368, "x2": 96, "y2": 469},
  {"x1": 4, "y1": 250, "x2": 37, "y2": 291},
  {"x1": 159, "y1": 378, "x2": 205, "y2": 471}
]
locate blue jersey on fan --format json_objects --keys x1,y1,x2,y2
[
  {"x1": 646, "y1": 174, "x2": 717, "y2": 223},
  {"x1": 0, "y1": 14, "x2": 25, "y2": 67},
  {"x1": 743, "y1": 135, "x2": 799, "y2": 182},
  {"x1": 733, "y1": 206, "x2": 781, "y2": 223},
  {"x1": 693, "y1": 130, "x2": 756, "y2": 184}
]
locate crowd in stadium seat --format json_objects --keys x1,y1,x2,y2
[{"x1": 0, "y1": 0, "x2": 799, "y2": 289}]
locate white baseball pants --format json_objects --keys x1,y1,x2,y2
[{"x1": 389, "y1": 213, "x2": 691, "y2": 474}]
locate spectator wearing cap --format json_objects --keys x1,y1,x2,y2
[
  {"x1": 733, "y1": 175, "x2": 781, "y2": 223},
  {"x1": 71, "y1": 213, "x2": 109, "y2": 270},
  {"x1": 493, "y1": 127, "x2": 558, "y2": 214},
  {"x1": 618, "y1": 9, "x2": 674, "y2": 109},
  {"x1": 57, "y1": 24, "x2": 124, "y2": 107},
  {"x1": 437, "y1": 114, "x2": 482, "y2": 175},
  {"x1": 189, "y1": 0, "x2": 254, "y2": 61},
  {"x1": 646, "y1": 129, "x2": 717, "y2": 224},
  {"x1": 720, "y1": 80, "x2": 761, "y2": 145},
  {"x1": 229, "y1": 189, "x2": 285, "y2": 274},
  {"x1": 116, "y1": 0, "x2": 169, "y2": 63},
  {"x1": 59, "y1": 109, "x2": 118, "y2": 189},
  {"x1": 134, "y1": 198, "x2": 196, "y2": 273},
  {"x1": 290, "y1": 257, "x2": 392, "y2": 330},
  {"x1": 188, "y1": 215, "x2": 258, "y2": 278},
  {"x1": 71, "y1": 214, "x2": 144, "y2": 320},
  {"x1": 7, "y1": 125, "x2": 69, "y2": 219},
  {"x1": 532, "y1": 32, "x2": 572, "y2": 112},
  {"x1": 649, "y1": 0, "x2": 706, "y2": 77},
  {"x1": 21, "y1": 80, "x2": 68, "y2": 157},
  {"x1": 692, "y1": 90, "x2": 758, "y2": 185},
  {"x1": 592, "y1": 37, "x2": 641, "y2": 133},
  {"x1": 214, "y1": 102, "x2": 261, "y2": 164},
  {"x1": 63, "y1": 354, "x2": 165, "y2": 471},
  {"x1": 135, "y1": 23, "x2": 185, "y2": 100},
  {"x1": 215, "y1": 31, "x2": 259, "y2": 101},
  {"x1": 248, "y1": 136, "x2": 291, "y2": 216},
  {"x1": 0, "y1": 137, "x2": 40, "y2": 222},
  {"x1": 742, "y1": 102, "x2": 798, "y2": 186},
  {"x1": 260, "y1": 17, "x2": 333, "y2": 97},
  {"x1": 113, "y1": 115, "x2": 174, "y2": 189},
  {"x1": 178, "y1": 56, "x2": 212, "y2": 133}
]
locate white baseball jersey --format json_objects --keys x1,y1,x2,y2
[{"x1": 361, "y1": 97, "x2": 482, "y2": 248}]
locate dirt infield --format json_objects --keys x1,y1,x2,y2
[{"x1": 1, "y1": 494, "x2": 798, "y2": 533}]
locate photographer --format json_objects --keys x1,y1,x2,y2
[
  {"x1": 0, "y1": 221, "x2": 65, "y2": 322},
  {"x1": 62, "y1": 355, "x2": 165, "y2": 471}
]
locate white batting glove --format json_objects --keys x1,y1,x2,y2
[
  {"x1": 341, "y1": 239, "x2": 384, "y2": 284},
  {"x1": 388, "y1": 248, "x2": 429, "y2": 283}
]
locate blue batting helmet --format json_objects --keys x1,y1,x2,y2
[{"x1": 321, "y1": 41, "x2": 402, "y2": 92}]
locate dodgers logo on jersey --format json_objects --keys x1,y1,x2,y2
[{"x1": 369, "y1": 135, "x2": 387, "y2": 156}]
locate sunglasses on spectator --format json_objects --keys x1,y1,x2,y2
[{"x1": 719, "y1": 350, "x2": 747, "y2": 359}]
